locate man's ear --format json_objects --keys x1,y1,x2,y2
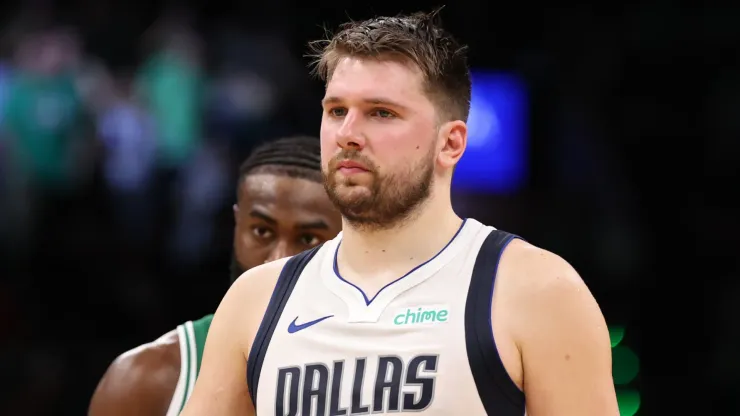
[{"x1": 437, "y1": 120, "x2": 467, "y2": 169}]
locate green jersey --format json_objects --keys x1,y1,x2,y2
[
  {"x1": 166, "y1": 314, "x2": 213, "y2": 416},
  {"x1": 2, "y1": 72, "x2": 82, "y2": 187}
]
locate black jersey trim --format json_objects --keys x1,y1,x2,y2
[
  {"x1": 246, "y1": 244, "x2": 323, "y2": 406},
  {"x1": 465, "y1": 230, "x2": 526, "y2": 415}
]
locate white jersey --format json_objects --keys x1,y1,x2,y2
[{"x1": 247, "y1": 218, "x2": 526, "y2": 415}]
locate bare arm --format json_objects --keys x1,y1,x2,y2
[
  {"x1": 88, "y1": 331, "x2": 180, "y2": 416},
  {"x1": 507, "y1": 244, "x2": 619, "y2": 415},
  {"x1": 180, "y1": 259, "x2": 286, "y2": 416}
]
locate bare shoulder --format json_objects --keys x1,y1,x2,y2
[
  {"x1": 88, "y1": 330, "x2": 181, "y2": 416},
  {"x1": 494, "y1": 239, "x2": 618, "y2": 414},
  {"x1": 497, "y1": 239, "x2": 586, "y2": 292},
  {"x1": 179, "y1": 257, "x2": 290, "y2": 416},
  {"x1": 226, "y1": 256, "x2": 291, "y2": 347},
  {"x1": 230, "y1": 256, "x2": 289, "y2": 305},
  {"x1": 201, "y1": 255, "x2": 290, "y2": 358},
  {"x1": 496, "y1": 239, "x2": 608, "y2": 340}
]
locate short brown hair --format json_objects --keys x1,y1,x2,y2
[{"x1": 307, "y1": 8, "x2": 471, "y2": 122}]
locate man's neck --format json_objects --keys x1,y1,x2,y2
[{"x1": 337, "y1": 196, "x2": 463, "y2": 281}]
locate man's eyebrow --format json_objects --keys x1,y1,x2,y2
[
  {"x1": 295, "y1": 220, "x2": 329, "y2": 230},
  {"x1": 321, "y1": 96, "x2": 410, "y2": 110},
  {"x1": 249, "y1": 210, "x2": 276, "y2": 225}
]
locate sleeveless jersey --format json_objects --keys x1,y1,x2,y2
[
  {"x1": 166, "y1": 314, "x2": 213, "y2": 416},
  {"x1": 247, "y1": 218, "x2": 526, "y2": 415}
]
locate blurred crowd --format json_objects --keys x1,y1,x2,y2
[
  {"x1": 0, "y1": 11, "x2": 324, "y2": 414},
  {"x1": 0, "y1": 12, "x2": 316, "y2": 260}
]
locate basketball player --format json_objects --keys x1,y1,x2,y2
[
  {"x1": 181, "y1": 9, "x2": 619, "y2": 416},
  {"x1": 87, "y1": 136, "x2": 342, "y2": 416}
]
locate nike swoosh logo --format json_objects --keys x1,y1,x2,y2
[{"x1": 287, "y1": 315, "x2": 334, "y2": 334}]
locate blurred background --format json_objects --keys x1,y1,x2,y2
[{"x1": 0, "y1": 1, "x2": 737, "y2": 415}]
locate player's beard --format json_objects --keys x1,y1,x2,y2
[
  {"x1": 229, "y1": 250, "x2": 246, "y2": 284},
  {"x1": 323, "y1": 147, "x2": 434, "y2": 232}
]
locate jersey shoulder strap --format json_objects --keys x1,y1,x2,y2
[
  {"x1": 246, "y1": 245, "x2": 324, "y2": 406},
  {"x1": 191, "y1": 314, "x2": 214, "y2": 378},
  {"x1": 166, "y1": 321, "x2": 194, "y2": 416},
  {"x1": 464, "y1": 229, "x2": 526, "y2": 415},
  {"x1": 164, "y1": 314, "x2": 214, "y2": 416}
]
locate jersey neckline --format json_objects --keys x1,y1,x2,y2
[{"x1": 322, "y1": 218, "x2": 477, "y2": 322}]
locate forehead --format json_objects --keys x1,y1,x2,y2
[
  {"x1": 239, "y1": 174, "x2": 334, "y2": 215},
  {"x1": 326, "y1": 57, "x2": 430, "y2": 108}
]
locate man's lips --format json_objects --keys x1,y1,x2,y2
[{"x1": 336, "y1": 160, "x2": 370, "y2": 173}]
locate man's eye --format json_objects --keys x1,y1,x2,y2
[
  {"x1": 371, "y1": 109, "x2": 396, "y2": 118},
  {"x1": 299, "y1": 234, "x2": 321, "y2": 246},
  {"x1": 328, "y1": 108, "x2": 347, "y2": 117},
  {"x1": 252, "y1": 226, "x2": 273, "y2": 239}
]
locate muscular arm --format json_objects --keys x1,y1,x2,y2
[
  {"x1": 180, "y1": 259, "x2": 286, "y2": 416},
  {"x1": 503, "y1": 242, "x2": 619, "y2": 415},
  {"x1": 88, "y1": 331, "x2": 181, "y2": 416}
]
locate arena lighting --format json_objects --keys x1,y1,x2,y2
[
  {"x1": 610, "y1": 325, "x2": 642, "y2": 416},
  {"x1": 451, "y1": 70, "x2": 528, "y2": 194}
]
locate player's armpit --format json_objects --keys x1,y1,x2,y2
[
  {"x1": 88, "y1": 333, "x2": 180, "y2": 416},
  {"x1": 514, "y1": 249, "x2": 619, "y2": 416},
  {"x1": 180, "y1": 260, "x2": 286, "y2": 416}
]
